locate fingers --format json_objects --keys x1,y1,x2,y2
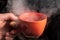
[
  {"x1": 0, "y1": 13, "x2": 19, "y2": 28},
  {"x1": 9, "y1": 30, "x2": 17, "y2": 35},
  {"x1": 4, "y1": 13, "x2": 18, "y2": 21},
  {"x1": 0, "y1": 32, "x2": 3, "y2": 40},
  {"x1": 5, "y1": 13, "x2": 19, "y2": 27},
  {"x1": 8, "y1": 13, "x2": 18, "y2": 21},
  {"x1": 0, "y1": 13, "x2": 18, "y2": 21},
  {"x1": 0, "y1": 21, "x2": 6, "y2": 29},
  {"x1": 5, "y1": 32, "x2": 14, "y2": 40},
  {"x1": 5, "y1": 30, "x2": 17, "y2": 40},
  {"x1": 0, "y1": 13, "x2": 19, "y2": 40}
]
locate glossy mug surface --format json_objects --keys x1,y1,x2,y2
[{"x1": 19, "y1": 12, "x2": 47, "y2": 37}]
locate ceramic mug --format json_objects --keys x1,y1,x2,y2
[{"x1": 18, "y1": 12, "x2": 47, "y2": 38}]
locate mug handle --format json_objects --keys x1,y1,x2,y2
[{"x1": 9, "y1": 20, "x2": 20, "y2": 29}]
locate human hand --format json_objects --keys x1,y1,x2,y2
[{"x1": 0, "y1": 13, "x2": 18, "y2": 40}]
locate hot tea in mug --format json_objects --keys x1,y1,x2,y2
[{"x1": 18, "y1": 12, "x2": 47, "y2": 38}]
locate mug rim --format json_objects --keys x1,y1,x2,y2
[{"x1": 19, "y1": 12, "x2": 47, "y2": 22}]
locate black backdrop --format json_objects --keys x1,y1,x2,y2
[{"x1": 0, "y1": 0, "x2": 60, "y2": 40}]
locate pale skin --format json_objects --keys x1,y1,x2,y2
[{"x1": 0, "y1": 13, "x2": 18, "y2": 40}]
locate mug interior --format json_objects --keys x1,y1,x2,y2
[{"x1": 19, "y1": 12, "x2": 47, "y2": 22}]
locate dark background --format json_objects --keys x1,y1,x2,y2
[{"x1": 0, "y1": 0, "x2": 60, "y2": 40}]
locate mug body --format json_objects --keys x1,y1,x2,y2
[{"x1": 19, "y1": 12, "x2": 47, "y2": 37}]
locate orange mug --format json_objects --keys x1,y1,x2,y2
[{"x1": 18, "y1": 12, "x2": 47, "y2": 38}]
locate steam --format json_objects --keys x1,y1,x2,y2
[
  {"x1": 7, "y1": 0, "x2": 59, "y2": 18},
  {"x1": 7, "y1": 0, "x2": 30, "y2": 16},
  {"x1": 40, "y1": 8, "x2": 58, "y2": 17},
  {"x1": 6, "y1": 0, "x2": 60, "y2": 39}
]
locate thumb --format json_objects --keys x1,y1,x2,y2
[{"x1": 4, "y1": 13, "x2": 19, "y2": 27}]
